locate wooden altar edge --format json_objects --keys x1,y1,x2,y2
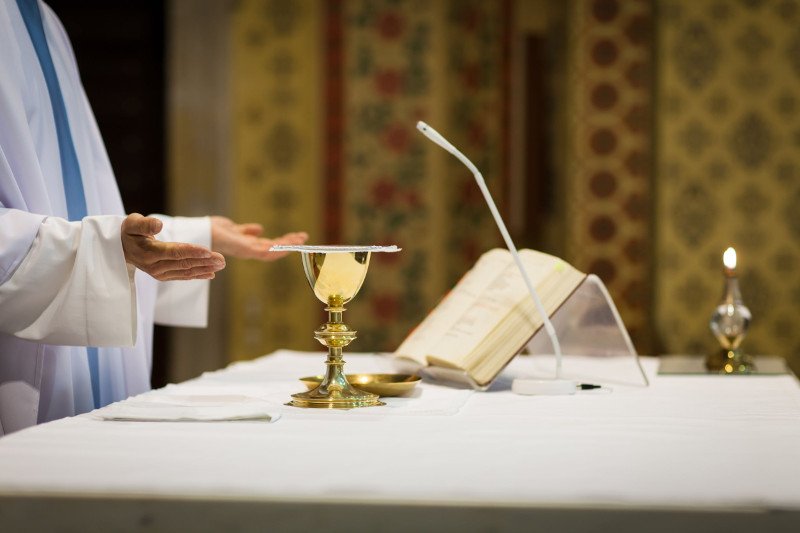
[{"x1": 0, "y1": 491, "x2": 798, "y2": 533}]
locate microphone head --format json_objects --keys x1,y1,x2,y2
[{"x1": 415, "y1": 121, "x2": 457, "y2": 155}]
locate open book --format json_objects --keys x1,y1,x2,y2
[{"x1": 393, "y1": 248, "x2": 586, "y2": 387}]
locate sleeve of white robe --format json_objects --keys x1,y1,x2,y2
[
  {"x1": 0, "y1": 211, "x2": 213, "y2": 344},
  {"x1": 150, "y1": 215, "x2": 212, "y2": 328},
  {"x1": 0, "y1": 210, "x2": 137, "y2": 347}
]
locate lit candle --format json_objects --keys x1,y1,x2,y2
[
  {"x1": 723, "y1": 247, "x2": 736, "y2": 277},
  {"x1": 708, "y1": 245, "x2": 752, "y2": 373}
]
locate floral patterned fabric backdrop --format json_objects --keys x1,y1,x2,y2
[
  {"x1": 223, "y1": 0, "x2": 799, "y2": 371},
  {"x1": 563, "y1": 0, "x2": 654, "y2": 353},
  {"x1": 342, "y1": 0, "x2": 509, "y2": 351},
  {"x1": 655, "y1": 0, "x2": 800, "y2": 371},
  {"x1": 229, "y1": 0, "x2": 324, "y2": 359},
  {"x1": 228, "y1": 0, "x2": 508, "y2": 358}
]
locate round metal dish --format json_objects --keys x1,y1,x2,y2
[{"x1": 299, "y1": 374, "x2": 420, "y2": 397}]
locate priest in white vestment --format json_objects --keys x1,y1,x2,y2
[{"x1": 0, "y1": 0, "x2": 306, "y2": 435}]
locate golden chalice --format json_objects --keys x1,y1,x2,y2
[{"x1": 269, "y1": 244, "x2": 400, "y2": 408}]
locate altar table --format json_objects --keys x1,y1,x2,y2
[{"x1": 0, "y1": 351, "x2": 798, "y2": 532}]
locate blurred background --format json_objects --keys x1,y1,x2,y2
[{"x1": 48, "y1": 0, "x2": 800, "y2": 383}]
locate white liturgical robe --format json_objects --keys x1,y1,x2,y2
[{"x1": 0, "y1": 0, "x2": 210, "y2": 435}]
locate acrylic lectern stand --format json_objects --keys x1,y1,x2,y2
[{"x1": 420, "y1": 274, "x2": 649, "y2": 391}]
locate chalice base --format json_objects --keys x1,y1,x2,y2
[
  {"x1": 289, "y1": 386, "x2": 384, "y2": 409},
  {"x1": 705, "y1": 348, "x2": 754, "y2": 374}
]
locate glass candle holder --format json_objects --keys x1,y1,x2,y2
[{"x1": 707, "y1": 247, "x2": 753, "y2": 374}]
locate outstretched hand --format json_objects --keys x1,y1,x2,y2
[
  {"x1": 210, "y1": 216, "x2": 308, "y2": 261},
  {"x1": 121, "y1": 213, "x2": 226, "y2": 280}
]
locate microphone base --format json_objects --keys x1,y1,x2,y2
[{"x1": 511, "y1": 379, "x2": 577, "y2": 396}]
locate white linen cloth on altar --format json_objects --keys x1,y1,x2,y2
[
  {"x1": 194, "y1": 350, "x2": 474, "y2": 417},
  {"x1": 95, "y1": 393, "x2": 281, "y2": 423},
  {"x1": 0, "y1": 0, "x2": 210, "y2": 435},
  {"x1": 0, "y1": 353, "x2": 799, "y2": 517},
  {"x1": 90, "y1": 350, "x2": 471, "y2": 422}
]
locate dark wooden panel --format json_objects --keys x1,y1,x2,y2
[{"x1": 523, "y1": 35, "x2": 553, "y2": 249}]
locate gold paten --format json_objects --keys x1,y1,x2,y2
[
  {"x1": 299, "y1": 374, "x2": 421, "y2": 397},
  {"x1": 289, "y1": 250, "x2": 384, "y2": 409}
]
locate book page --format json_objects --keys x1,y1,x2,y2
[
  {"x1": 427, "y1": 250, "x2": 561, "y2": 368},
  {"x1": 467, "y1": 267, "x2": 586, "y2": 384},
  {"x1": 393, "y1": 249, "x2": 510, "y2": 366}
]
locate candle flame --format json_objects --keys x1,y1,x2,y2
[{"x1": 723, "y1": 247, "x2": 737, "y2": 269}]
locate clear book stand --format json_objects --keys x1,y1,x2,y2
[{"x1": 419, "y1": 274, "x2": 649, "y2": 391}]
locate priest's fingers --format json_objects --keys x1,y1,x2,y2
[
  {"x1": 153, "y1": 241, "x2": 220, "y2": 261},
  {"x1": 148, "y1": 256, "x2": 226, "y2": 277},
  {"x1": 122, "y1": 213, "x2": 163, "y2": 237},
  {"x1": 240, "y1": 233, "x2": 307, "y2": 260},
  {"x1": 239, "y1": 223, "x2": 263, "y2": 237},
  {"x1": 252, "y1": 232, "x2": 308, "y2": 261},
  {"x1": 268, "y1": 232, "x2": 308, "y2": 247},
  {"x1": 158, "y1": 265, "x2": 220, "y2": 281},
  {"x1": 164, "y1": 273, "x2": 216, "y2": 281},
  {"x1": 128, "y1": 240, "x2": 218, "y2": 266},
  {"x1": 143, "y1": 259, "x2": 223, "y2": 281},
  {"x1": 273, "y1": 232, "x2": 309, "y2": 246},
  {"x1": 217, "y1": 236, "x2": 266, "y2": 260},
  {"x1": 281, "y1": 231, "x2": 309, "y2": 242},
  {"x1": 126, "y1": 240, "x2": 224, "y2": 280}
]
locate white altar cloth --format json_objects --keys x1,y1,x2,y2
[{"x1": 0, "y1": 351, "x2": 798, "y2": 532}]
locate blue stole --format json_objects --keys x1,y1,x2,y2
[{"x1": 16, "y1": 0, "x2": 101, "y2": 408}]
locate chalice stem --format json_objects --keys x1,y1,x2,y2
[
  {"x1": 317, "y1": 304, "x2": 348, "y2": 390},
  {"x1": 322, "y1": 346, "x2": 346, "y2": 390}
]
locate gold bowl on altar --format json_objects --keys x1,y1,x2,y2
[{"x1": 299, "y1": 373, "x2": 421, "y2": 397}]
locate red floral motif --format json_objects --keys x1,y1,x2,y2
[
  {"x1": 381, "y1": 124, "x2": 410, "y2": 153},
  {"x1": 462, "y1": 63, "x2": 481, "y2": 90},
  {"x1": 461, "y1": 239, "x2": 480, "y2": 263},
  {"x1": 466, "y1": 121, "x2": 487, "y2": 149},
  {"x1": 376, "y1": 244, "x2": 402, "y2": 265},
  {"x1": 370, "y1": 178, "x2": 396, "y2": 207},
  {"x1": 461, "y1": 7, "x2": 480, "y2": 32},
  {"x1": 371, "y1": 293, "x2": 400, "y2": 322},
  {"x1": 412, "y1": 107, "x2": 428, "y2": 121},
  {"x1": 376, "y1": 11, "x2": 404, "y2": 40},
  {"x1": 374, "y1": 68, "x2": 405, "y2": 97},
  {"x1": 403, "y1": 190, "x2": 423, "y2": 209},
  {"x1": 460, "y1": 179, "x2": 482, "y2": 205}
]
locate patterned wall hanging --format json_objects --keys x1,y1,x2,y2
[
  {"x1": 229, "y1": 0, "x2": 325, "y2": 359},
  {"x1": 340, "y1": 0, "x2": 509, "y2": 351},
  {"x1": 655, "y1": 0, "x2": 800, "y2": 372},
  {"x1": 227, "y1": 0, "x2": 510, "y2": 358},
  {"x1": 563, "y1": 0, "x2": 655, "y2": 353}
]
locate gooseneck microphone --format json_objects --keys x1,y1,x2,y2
[{"x1": 416, "y1": 121, "x2": 579, "y2": 394}]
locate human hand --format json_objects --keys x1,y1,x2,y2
[
  {"x1": 121, "y1": 213, "x2": 225, "y2": 280},
  {"x1": 210, "y1": 216, "x2": 308, "y2": 261}
]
